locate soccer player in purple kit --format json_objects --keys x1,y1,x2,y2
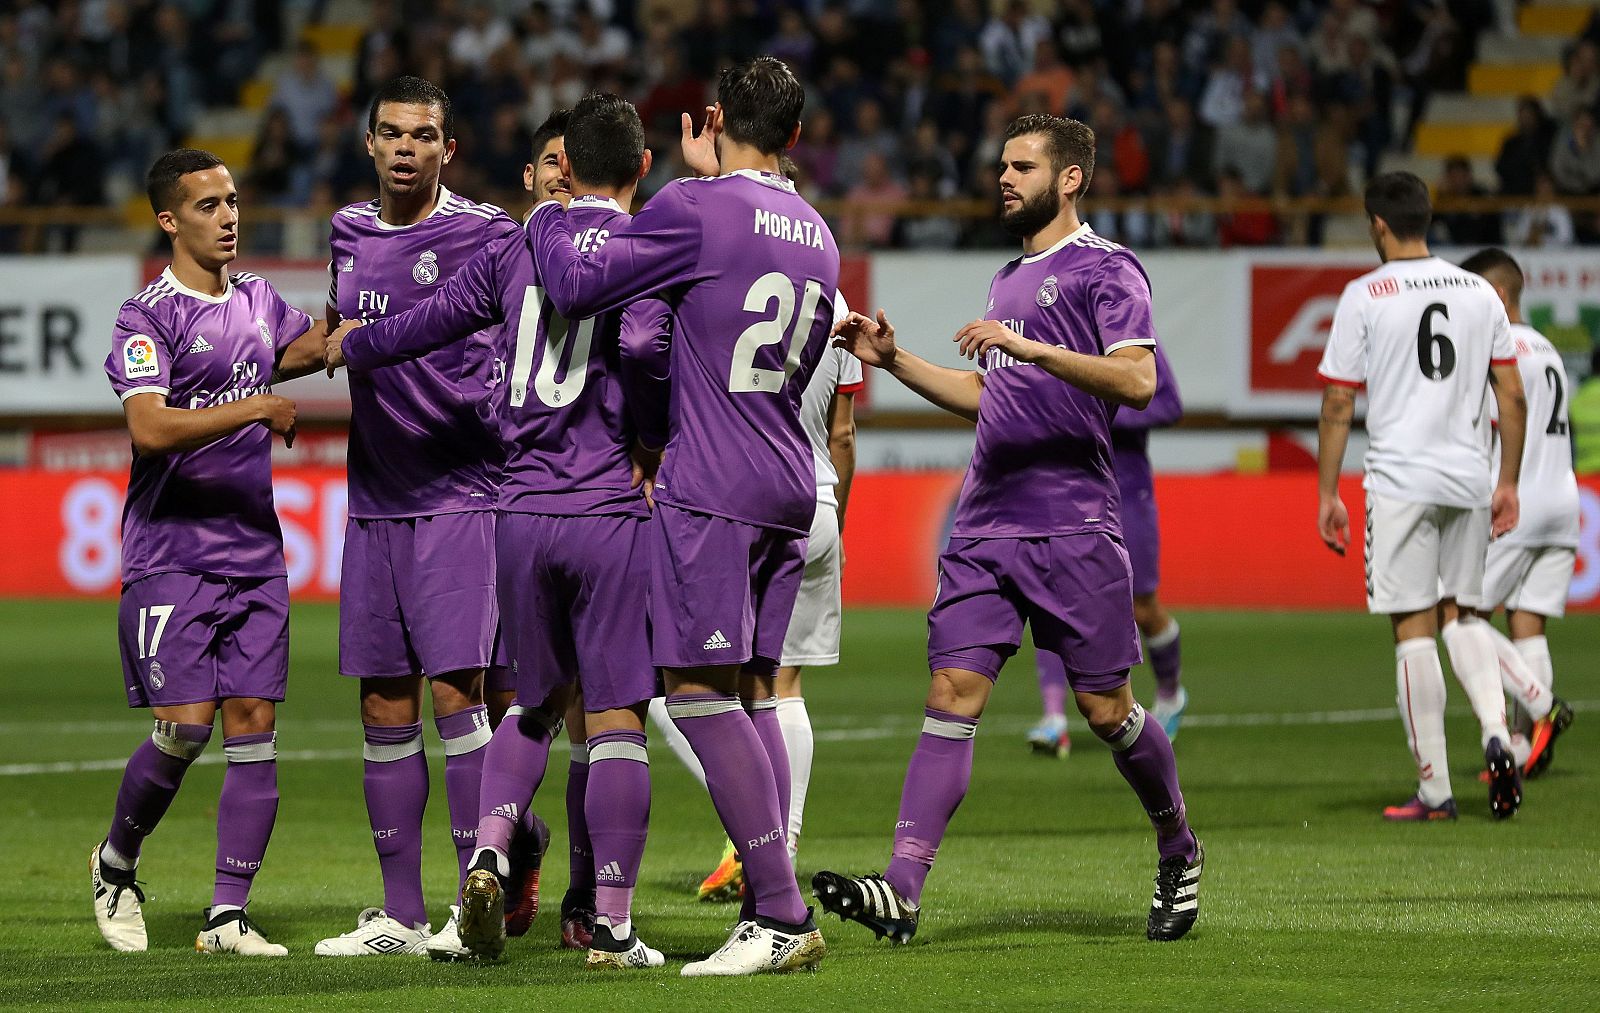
[
  {"x1": 522, "y1": 58, "x2": 835, "y2": 975},
  {"x1": 312, "y1": 76, "x2": 524, "y2": 960},
  {"x1": 326, "y1": 92, "x2": 667, "y2": 970},
  {"x1": 92, "y1": 148, "x2": 323, "y2": 956},
  {"x1": 813, "y1": 114, "x2": 1204, "y2": 945},
  {"x1": 1030, "y1": 341, "x2": 1186, "y2": 756}
]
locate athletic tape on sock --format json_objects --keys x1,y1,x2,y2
[
  {"x1": 921, "y1": 714, "x2": 978, "y2": 740},
  {"x1": 151, "y1": 720, "x2": 211, "y2": 761},
  {"x1": 746, "y1": 696, "x2": 780, "y2": 712},
  {"x1": 223, "y1": 732, "x2": 277, "y2": 764},
  {"x1": 589, "y1": 739, "x2": 649, "y2": 764},
  {"x1": 1103, "y1": 703, "x2": 1146, "y2": 752},
  {"x1": 504, "y1": 704, "x2": 525, "y2": 718},
  {"x1": 570, "y1": 743, "x2": 589, "y2": 763},
  {"x1": 666, "y1": 694, "x2": 743, "y2": 719},
  {"x1": 438, "y1": 708, "x2": 493, "y2": 756},
  {"x1": 362, "y1": 733, "x2": 424, "y2": 763}
]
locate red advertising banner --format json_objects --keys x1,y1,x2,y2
[
  {"x1": 7, "y1": 469, "x2": 1600, "y2": 612},
  {"x1": 1248, "y1": 263, "x2": 1367, "y2": 396}
]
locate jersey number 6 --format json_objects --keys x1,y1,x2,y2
[{"x1": 1416, "y1": 302, "x2": 1455, "y2": 381}]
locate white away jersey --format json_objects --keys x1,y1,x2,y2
[
  {"x1": 1496, "y1": 324, "x2": 1579, "y2": 546},
  {"x1": 801, "y1": 292, "x2": 864, "y2": 505},
  {"x1": 1318, "y1": 256, "x2": 1515, "y2": 509}
]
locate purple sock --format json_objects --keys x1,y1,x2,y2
[
  {"x1": 666, "y1": 692, "x2": 806, "y2": 925},
  {"x1": 213, "y1": 733, "x2": 279, "y2": 909},
  {"x1": 436, "y1": 704, "x2": 492, "y2": 888},
  {"x1": 1037, "y1": 653, "x2": 1069, "y2": 720},
  {"x1": 748, "y1": 698, "x2": 791, "y2": 852},
  {"x1": 586, "y1": 730, "x2": 650, "y2": 929},
  {"x1": 1105, "y1": 704, "x2": 1195, "y2": 861},
  {"x1": 363, "y1": 722, "x2": 429, "y2": 928},
  {"x1": 1147, "y1": 620, "x2": 1183, "y2": 700},
  {"x1": 885, "y1": 708, "x2": 976, "y2": 906},
  {"x1": 475, "y1": 706, "x2": 557, "y2": 866},
  {"x1": 107, "y1": 721, "x2": 212, "y2": 861},
  {"x1": 566, "y1": 746, "x2": 594, "y2": 903}
]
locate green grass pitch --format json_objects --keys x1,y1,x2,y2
[{"x1": 0, "y1": 601, "x2": 1595, "y2": 1010}]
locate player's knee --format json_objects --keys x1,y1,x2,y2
[
  {"x1": 151, "y1": 720, "x2": 213, "y2": 762},
  {"x1": 431, "y1": 668, "x2": 485, "y2": 712},
  {"x1": 224, "y1": 731, "x2": 277, "y2": 765},
  {"x1": 926, "y1": 668, "x2": 991, "y2": 718},
  {"x1": 1076, "y1": 689, "x2": 1135, "y2": 739},
  {"x1": 221, "y1": 697, "x2": 275, "y2": 736}
]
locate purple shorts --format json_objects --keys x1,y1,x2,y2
[
  {"x1": 1117, "y1": 470, "x2": 1161, "y2": 597},
  {"x1": 497, "y1": 512, "x2": 656, "y2": 713},
  {"x1": 339, "y1": 512, "x2": 499, "y2": 678},
  {"x1": 118, "y1": 572, "x2": 288, "y2": 708},
  {"x1": 927, "y1": 533, "x2": 1140, "y2": 693},
  {"x1": 648, "y1": 503, "x2": 807, "y2": 673}
]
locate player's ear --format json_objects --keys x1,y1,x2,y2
[
  {"x1": 365, "y1": 131, "x2": 375, "y2": 159},
  {"x1": 637, "y1": 148, "x2": 653, "y2": 182},
  {"x1": 441, "y1": 138, "x2": 456, "y2": 165},
  {"x1": 523, "y1": 163, "x2": 535, "y2": 192},
  {"x1": 711, "y1": 103, "x2": 724, "y2": 134},
  {"x1": 785, "y1": 121, "x2": 802, "y2": 151},
  {"x1": 155, "y1": 209, "x2": 178, "y2": 239},
  {"x1": 557, "y1": 150, "x2": 573, "y2": 180}
]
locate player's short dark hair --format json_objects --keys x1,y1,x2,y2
[
  {"x1": 368, "y1": 75, "x2": 454, "y2": 140},
  {"x1": 531, "y1": 108, "x2": 570, "y2": 162},
  {"x1": 1364, "y1": 171, "x2": 1431, "y2": 240},
  {"x1": 146, "y1": 148, "x2": 226, "y2": 213},
  {"x1": 565, "y1": 93, "x2": 645, "y2": 188},
  {"x1": 1461, "y1": 247, "x2": 1524, "y2": 301},
  {"x1": 717, "y1": 56, "x2": 804, "y2": 156},
  {"x1": 1004, "y1": 113, "x2": 1096, "y2": 199}
]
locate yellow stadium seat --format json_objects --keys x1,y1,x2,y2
[
  {"x1": 1412, "y1": 122, "x2": 1511, "y2": 158},
  {"x1": 1519, "y1": 5, "x2": 1591, "y2": 37},
  {"x1": 1468, "y1": 63, "x2": 1564, "y2": 97},
  {"x1": 301, "y1": 23, "x2": 366, "y2": 57},
  {"x1": 240, "y1": 78, "x2": 274, "y2": 110}
]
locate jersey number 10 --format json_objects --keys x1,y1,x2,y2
[{"x1": 509, "y1": 286, "x2": 595, "y2": 409}]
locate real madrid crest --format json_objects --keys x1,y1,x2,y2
[
  {"x1": 413, "y1": 250, "x2": 439, "y2": 285},
  {"x1": 1035, "y1": 275, "x2": 1059, "y2": 308},
  {"x1": 148, "y1": 660, "x2": 165, "y2": 690},
  {"x1": 255, "y1": 317, "x2": 273, "y2": 348}
]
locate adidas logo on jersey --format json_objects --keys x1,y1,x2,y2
[
  {"x1": 703, "y1": 630, "x2": 732, "y2": 651},
  {"x1": 189, "y1": 335, "x2": 214, "y2": 353},
  {"x1": 341, "y1": 256, "x2": 355, "y2": 272}
]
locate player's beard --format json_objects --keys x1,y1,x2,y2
[{"x1": 1001, "y1": 186, "x2": 1061, "y2": 239}]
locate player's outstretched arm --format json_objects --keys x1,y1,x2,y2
[
  {"x1": 1489, "y1": 361, "x2": 1527, "y2": 538},
  {"x1": 619, "y1": 297, "x2": 673, "y2": 452},
  {"x1": 834, "y1": 309, "x2": 982, "y2": 422},
  {"x1": 272, "y1": 319, "x2": 332, "y2": 383},
  {"x1": 828, "y1": 388, "x2": 858, "y2": 530},
  {"x1": 1316, "y1": 384, "x2": 1356, "y2": 554},
  {"x1": 335, "y1": 243, "x2": 507, "y2": 374},
  {"x1": 954, "y1": 319, "x2": 1156, "y2": 408},
  {"x1": 524, "y1": 191, "x2": 698, "y2": 320},
  {"x1": 123, "y1": 390, "x2": 297, "y2": 456}
]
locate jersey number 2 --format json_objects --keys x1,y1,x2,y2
[
  {"x1": 729, "y1": 273, "x2": 824, "y2": 393},
  {"x1": 1545, "y1": 366, "x2": 1568, "y2": 436},
  {"x1": 1416, "y1": 303, "x2": 1455, "y2": 381},
  {"x1": 509, "y1": 286, "x2": 594, "y2": 409}
]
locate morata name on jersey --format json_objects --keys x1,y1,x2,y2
[{"x1": 753, "y1": 208, "x2": 826, "y2": 249}]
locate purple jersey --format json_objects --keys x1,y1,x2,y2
[
  {"x1": 525, "y1": 170, "x2": 840, "y2": 535},
  {"x1": 104, "y1": 268, "x2": 312, "y2": 584},
  {"x1": 1111, "y1": 341, "x2": 1182, "y2": 488},
  {"x1": 952, "y1": 224, "x2": 1158, "y2": 540},
  {"x1": 345, "y1": 195, "x2": 666, "y2": 518},
  {"x1": 328, "y1": 187, "x2": 519, "y2": 518}
]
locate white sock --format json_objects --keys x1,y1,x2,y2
[
  {"x1": 471, "y1": 845, "x2": 510, "y2": 880},
  {"x1": 1396, "y1": 638, "x2": 1453, "y2": 806},
  {"x1": 100, "y1": 841, "x2": 136, "y2": 871},
  {"x1": 208, "y1": 904, "x2": 244, "y2": 920},
  {"x1": 1483, "y1": 624, "x2": 1552, "y2": 720},
  {"x1": 775, "y1": 696, "x2": 813, "y2": 866},
  {"x1": 597, "y1": 915, "x2": 631, "y2": 941},
  {"x1": 1440, "y1": 619, "x2": 1512, "y2": 749},
  {"x1": 647, "y1": 696, "x2": 706, "y2": 788},
  {"x1": 1510, "y1": 733, "x2": 1533, "y2": 768},
  {"x1": 1514, "y1": 635, "x2": 1554, "y2": 694}
]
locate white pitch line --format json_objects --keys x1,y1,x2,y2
[{"x1": 2, "y1": 702, "x2": 1590, "y2": 777}]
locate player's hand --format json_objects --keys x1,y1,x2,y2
[
  {"x1": 832, "y1": 309, "x2": 898, "y2": 369},
  {"x1": 1318, "y1": 494, "x2": 1349, "y2": 555},
  {"x1": 324, "y1": 319, "x2": 363, "y2": 376},
  {"x1": 1491, "y1": 483, "x2": 1519, "y2": 539},
  {"x1": 953, "y1": 319, "x2": 1036, "y2": 362},
  {"x1": 630, "y1": 442, "x2": 663, "y2": 510},
  {"x1": 255, "y1": 393, "x2": 297, "y2": 449},
  {"x1": 680, "y1": 105, "x2": 721, "y2": 177}
]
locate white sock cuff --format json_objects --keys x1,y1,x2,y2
[
  {"x1": 589, "y1": 739, "x2": 649, "y2": 764},
  {"x1": 224, "y1": 732, "x2": 277, "y2": 764},
  {"x1": 775, "y1": 696, "x2": 807, "y2": 713},
  {"x1": 1103, "y1": 703, "x2": 1147, "y2": 752},
  {"x1": 1146, "y1": 619, "x2": 1180, "y2": 651},
  {"x1": 1514, "y1": 635, "x2": 1550, "y2": 660},
  {"x1": 1396, "y1": 637, "x2": 1437, "y2": 660},
  {"x1": 666, "y1": 694, "x2": 742, "y2": 719},
  {"x1": 151, "y1": 721, "x2": 211, "y2": 761},
  {"x1": 362, "y1": 734, "x2": 424, "y2": 763},
  {"x1": 570, "y1": 743, "x2": 590, "y2": 764},
  {"x1": 747, "y1": 696, "x2": 779, "y2": 713},
  {"x1": 922, "y1": 714, "x2": 978, "y2": 740},
  {"x1": 438, "y1": 709, "x2": 493, "y2": 756}
]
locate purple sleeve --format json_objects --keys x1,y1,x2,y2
[
  {"x1": 344, "y1": 239, "x2": 506, "y2": 372},
  {"x1": 524, "y1": 184, "x2": 701, "y2": 319},
  {"x1": 1090, "y1": 251, "x2": 1159, "y2": 354},
  {"x1": 1112, "y1": 341, "x2": 1184, "y2": 431},
  {"x1": 619, "y1": 297, "x2": 673, "y2": 450},
  {"x1": 104, "y1": 301, "x2": 173, "y2": 402},
  {"x1": 264, "y1": 283, "x2": 313, "y2": 368}
]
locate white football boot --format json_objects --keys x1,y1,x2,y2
[
  {"x1": 314, "y1": 907, "x2": 430, "y2": 956},
  {"x1": 586, "y1": 919, "x2": 666, "y2": 969},
  {"x1": 425, "y1": 905, "x2": 476, "y2": 962},
  {"x1": 195, "y1": 908, "x2": 288, "y2": 956},
  {"x1": 680, "y1": 917, "x2": 825, "y2": 976},
  {"x1": 90, "y1": 842, "x2": 147, "y2": 953}
]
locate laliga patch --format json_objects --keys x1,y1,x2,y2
[{"x1": 123, "y1": 335, "x2": 160, "y2": 379}]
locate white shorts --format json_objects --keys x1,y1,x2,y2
[
  {"x1": 780, "y1": 500, "x2": 842, "y2": 667},
  {"x1": 1482, "y1": 542, "x2": 1575, "y2": 618},
  {"x1": 1364, "y1": 492, "x2": 1489, "y2": 615}
]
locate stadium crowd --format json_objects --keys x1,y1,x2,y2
[{"x1": 0, "y1": 0, "x2": 1598, "y2": 249}]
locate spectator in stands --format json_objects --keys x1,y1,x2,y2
[
  {"x1": 1151, "y1": 96, "x2": 1215, "y2": 190},
  {"x1": 844, "y1": 150, "x2": 907, "y2": 249},
  {"x1": 354, "y1": 0, "x2": 409, "y2": 110},
  {"x1": 1064, "y1": 57, "x2": 1125, "y2": 122},
  {"x1": 1152, "y1": 177, "x2": 1218, "y2": 247},
  {"x1": 247, "y1": 108, "x2": 304, "y2": 206},
  {"x1": 905, "y1": 118, "x2": 959, "y2": 197},
  {"x1": 1215, "y1": 166, "x2": 1278, "y2": 246},
  {"x1": 1093, "y1": 97, "x2": 1151, "y2": 194},
  {"x1": 1431, "y1": 154, "x2": 1501, "y2": 245},
  {"x1": 980, "y1": 0, "x2": 1051, "y2": 88},
  {"x1": 1265, "y1": 43, "x2": 1314, "y2": 121},
  {"x1": 837, "y1": 97, "x2": 902, "y2": 189},
  {"x1": 1014, "y1": 39, "x2": 1074, "y2": 117},
  {"x1": 1504, "y1": 172, "x2": 1576, "y2": 247},
  {"x1": 1330, "y1": 34, "x2": 1394, "y2": 178},
  {"x1": 1198, "y1": 35, "x2": 1261, "y2": 129},
  {"x1": 1547, "y1": 41, "x2": 1599, "y2": 125},
  {"x1": 932, "y1": 0, "x2": 987, "y2": 70},
  {"x1": 1308, "y1": 0, "x2": 1385, "y2": 77},
  {"x1": 308, "y1": 113, "x2": 368, "y2": 205},
  {"x1": 894, "y1": 164, "x2": 961, "y2": 249},
  {"x1": 1083, "y1": 166, "x2": 1152, "y2": 247},
  {"x1": 1251, "y1": 2, "x2": 1303, "y2": 82},
  {"x1": 934, "y1": 45, "x2": 1005, "y2": 142},
  {"x1": 1551, "y1": 108, "x2": 1600, "y2": 195},
  {"x1": 449, "y1": 3, "x2": 513, "y2": 73},
  {"x1": 1053, "y1": 0, "x2": 1105, "y2": 69},
  {"x1": 1399, "y1": 0, "x2": 1468, "y2": 144},
  {"x1": 1274, "y1": 92, "x2": 1319, "y2": 196},
  {"x1": 572, "y1": 7, "x2": 631, "y2": 75},
  {"x1": 790, "y1": 106, "x2": 842, "y2": 197},
  {"x1": 0, "y1": 54, "x2": 42, "y2": 151},
  {"x1": 1184, "y1": 0, "x2": 1252, "y2": 74},
  {"x1": 766, "y1": 8, "x2": 815, "y2": 72},
  {"x1": 519, "y1": 3, "x2": 578, "y2": 68},
  {"x1": 1215, "y1": 89, "x2": 1276, "y2": 194},
  {"x1": 271, "y1": 40, "x2": 337, "y2": 148},
  {"x1": 1496, "y1": 96, "x2": 1557, "y2": 196}
]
